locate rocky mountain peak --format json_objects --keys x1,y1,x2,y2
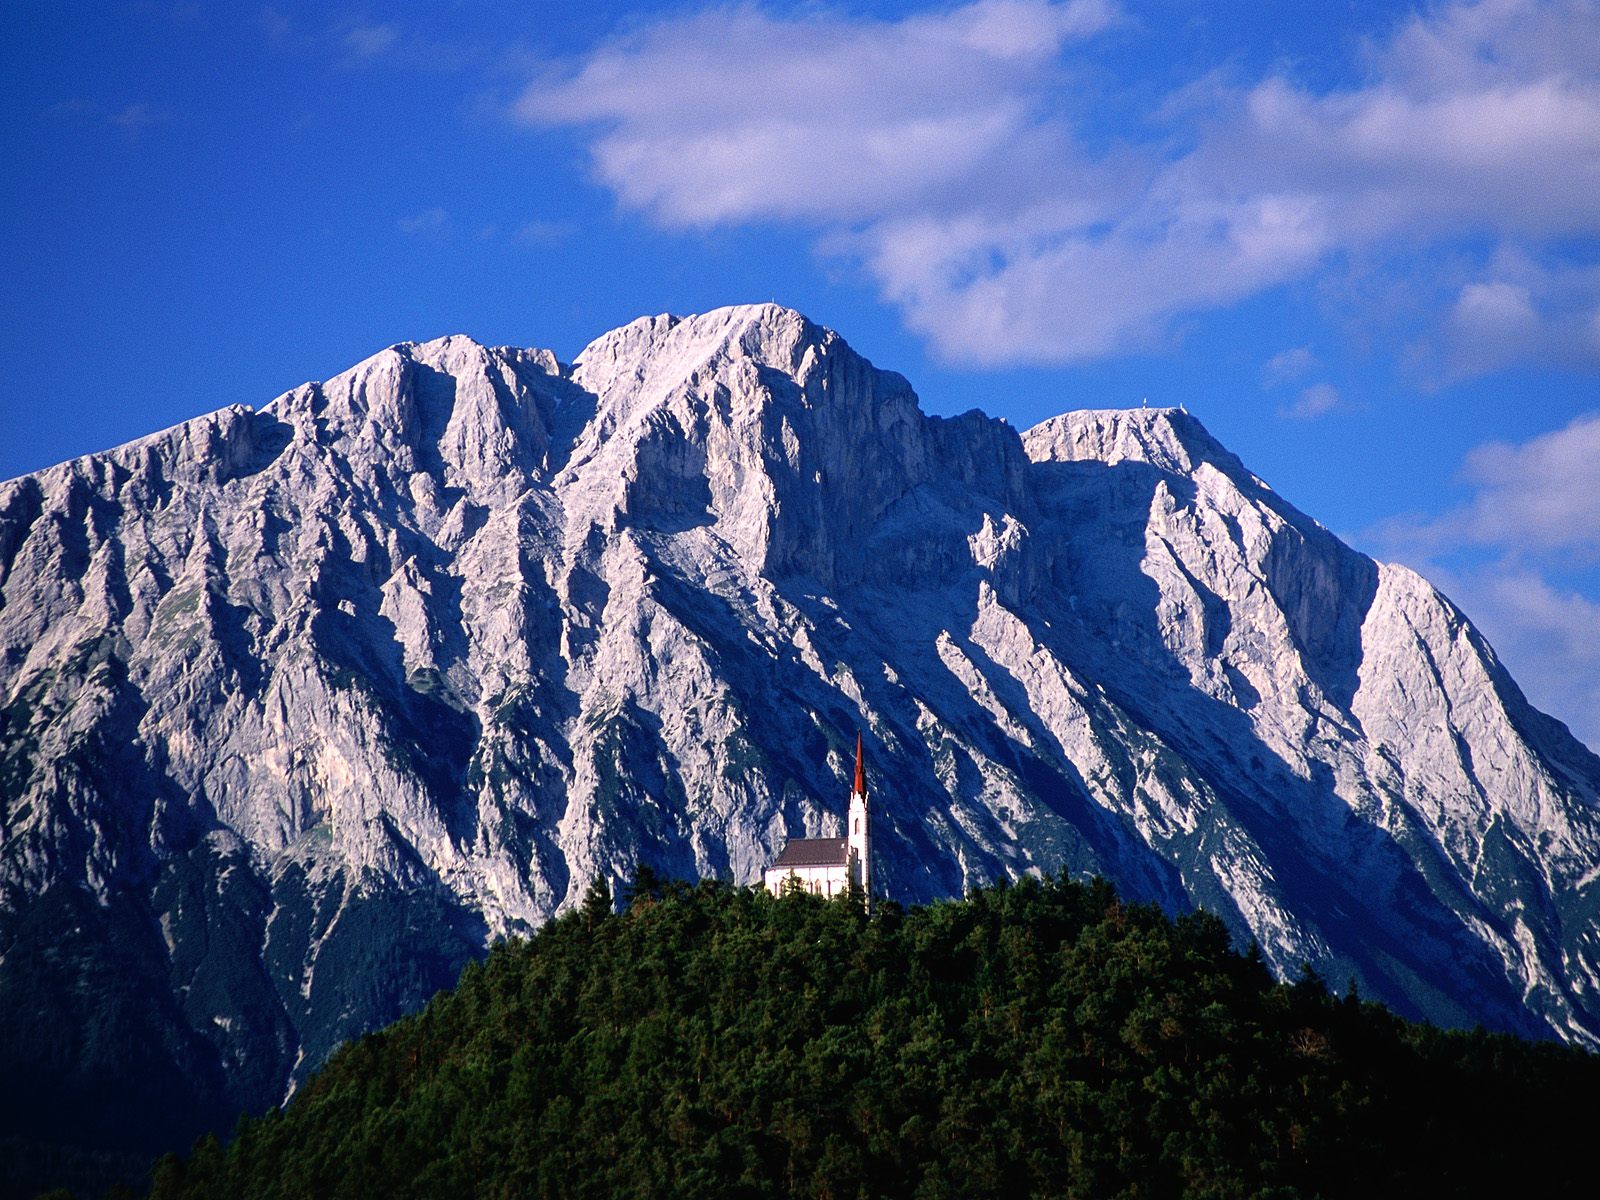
[
  {"x1": 565, "y1": 302, "x2": 917, "y2": 464},
  {"x1": 553, "y1": 303, "x2": 954, "y2": 582},
  {"x1": 1023, "y1": 406, "x2": 1249, "y2": 481},
  {"x1": 264, "y1": 334, "x2": 566, "y2": 506},
  {"x1": 5, "y1": 306, "x2": 1600, "y2": 1176},
  {"x1": 573, "y1": 303, "x2": 819, "y2": 397}
]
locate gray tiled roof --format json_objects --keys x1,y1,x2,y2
[{"x1": 769, "y1": 837, "x2": 848, "y2": 868}]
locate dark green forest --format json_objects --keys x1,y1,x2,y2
[{"x1": 126, "y1": 874, "x2": 1599, "y2": 1199}]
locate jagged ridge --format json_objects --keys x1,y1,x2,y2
[{"x1": 3, "y1": 304, "x2": 1600, "y2": 1176}]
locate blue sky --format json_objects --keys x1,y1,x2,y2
[{"x1": 4, "y1": 0, "x2": 1599, "y2": 745}]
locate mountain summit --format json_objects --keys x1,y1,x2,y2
[{"x1": 3, "y1": 304, "x2": 1599, "y2": 1169}]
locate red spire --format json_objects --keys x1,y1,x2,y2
[{"x1": 853, "y1": 732, "x2": 866, "y2": 797}]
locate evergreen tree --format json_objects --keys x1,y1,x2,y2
[{"x1": 133, "y1": 875, "x2": 1600, "y2": 1200}]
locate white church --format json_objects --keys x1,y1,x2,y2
[{"x1": 763, "y1": 732, "x2": 871, "y2": 902}]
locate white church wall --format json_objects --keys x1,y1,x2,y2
[{"x1": 763, "y1": 862, "x2": 852, "y2": 898}]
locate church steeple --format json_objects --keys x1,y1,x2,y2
[
  {"x1": 761, "y1": 728, "x2": 876, "y2": 905},
  {"x1": 848, "y1": 731, "x2": 870, "y2": 905}
]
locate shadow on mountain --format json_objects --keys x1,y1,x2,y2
[{"x1": 1027, "y1": 456, "x2": 1545, "y2": 1037}]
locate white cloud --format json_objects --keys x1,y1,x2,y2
[
  {"x1": 262, "y1": 10, "x2": 489, "y2": 73},
  {"x1": 1279, "y1": 383, "x2": 1342, "y2": 421},
  {"x1": 107, "y1": 102, "x2": 166, "y2": 132},
  {"x1": 344, "y1": 23, "x2": 400, "y2": 60},
  {"x1": 1430, "y1": 253, "x2": 1600, "y2": 380},
  {"x1": 1439, "y1": 280, "x2": 1543, "y2": 380},
  {"x1": 1262, "y1": 346, "x2": 1318, "y2": 386},
  {"x1": 1375, "y1": 412, "x2": 1600, "y2": 559},
  {"x1": 49, "y1": 98, "x2": 174, "y2": 134},
  {"x1": 1452, "y1": 280, "x2": 1538, "y2": 332},
  {"x1": 519, "y1": 0, "x2": 1120, "y2": 230},
  {"x1": 514, "y1": 219, "x2": 574, "y2": 245},
  {"x1": 518, "y1": 0, "x2": 1600, "y2": 367},
  {"x1": 1455, "y1": 413, "x2": 1600, "y2": 554},
  {"x1": 397, "y1": 206, "x2": 451, "y2": 236}
]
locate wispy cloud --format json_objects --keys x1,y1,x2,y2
[
  {"x1": 1373, "y1": 411, "x2": 1600, "y2": 560},
  {"x1": 395, "y1": 207, "x2": 574, "y2": 248},
  {"x1": 344, "y1": 22, "x2": 400, "y2": 60},
  {"x1": 48, "y1": 97, "x2": 175, "y2": 136},
  {"x1": 1261, "y1": 347, "x2": 1344, "y2": 420},
  {"x1": 259, "y1": 5, "x2": 292, "y2": 44},
  {"x1": 1428, "y1": 251, "x2": 1600, "y2": 382},
  {"x1": 1278, "y1": 383, "x2": 1343, "y2": 421},
  {"x1": 517, "y1": 0, "x2": 1600, "y2": 369},
  {"x1": 107, "y1": 102, "x2": 167, "y2": 132},
  {"x1": 397, "y1": 206, "x2": 451, "y2": 237},
  {"x1": 1262, "y1": 346, "x2": 1317, "y2": 387},
  {"x1": 514, "y1": 218, "x2": 574, "y2": 245},
  {"x1": 260, "y1": 9, "x2": 487, "y2": 72},
  {"x1": 130, "y1": 1, "x2": 203, "y2": 25}
]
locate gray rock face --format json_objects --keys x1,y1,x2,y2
[{"x1": 4, "y1": 304, "x2": 1600, "y2": 1162}]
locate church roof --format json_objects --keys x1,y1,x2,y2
[{"x1": 769, "y1": 837, "x2": 848, "y2": 868}]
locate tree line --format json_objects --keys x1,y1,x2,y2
[{"x1": 88, "y1": 871, "x2": 1600, "y2": 1198}]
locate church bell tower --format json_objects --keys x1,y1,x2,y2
[{"x1": 848, "y1": 732, "x2": 870, "y2": 902}]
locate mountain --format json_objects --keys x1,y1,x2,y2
[
  {"x1": 3, "y1": 303, "x2": 1600, "y2": 1176},
  {"x1": 142, "y1": 877, "x2": 1600, "y2": 1200}
]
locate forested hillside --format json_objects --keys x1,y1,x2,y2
[{"x1": 127, "y1": 875, "x2": 1600, "y2": 1199}]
